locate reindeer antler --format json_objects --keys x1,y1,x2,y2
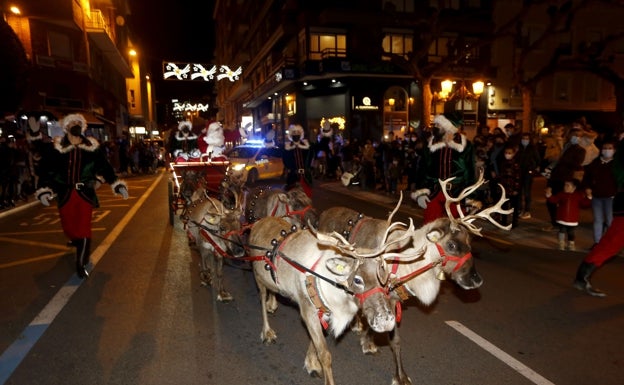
[
  {"x1": 440, "y1": 169, "x2": 487, "y2": 220},
  {"x1": 440, "y1": 169, "x2": 513, "y2": 236},
  {"x1": 386, "y1": 191, "x2": 403, "y2": 225},
  {"x1": 458, "y1": 183, "x2": 513, "y2": 235}
]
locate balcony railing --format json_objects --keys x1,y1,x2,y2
[{"x1": 85, "y1": 9, "x2": 114, "y2": 43}]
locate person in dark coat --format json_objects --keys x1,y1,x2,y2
[
  {"x1": 283, "y1": 124, "x2": 313, "y2": 197},
  {"x1": 516, "y1": 132, "x2": 542, "y2": 219},
  {"x1": 544, "y1": 127, "x2": 586, "y2": 230},
  {"x1": 35, "y1": 113, "x2": 129, "y2": 278},
  {"x1": 573, "y1": 132, "x2": 624, "y2": 297}
]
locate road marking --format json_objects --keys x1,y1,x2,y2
[
  {"x1": 0, "y1": 172, "x2": 164, "y2": 385},
  {"x1": 0, "y1": 252, "x2": 69, "y2": 268},
  {"x1": 446, "y1": 320, "x2": 555, "y2": 385}
]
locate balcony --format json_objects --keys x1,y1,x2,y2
[{"x1": 84, "y1": 9, "x2": 133, "y2": 78}]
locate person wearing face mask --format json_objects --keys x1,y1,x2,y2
[
  {"x1": 543, "y1": 127, "x2": 586, "y2": 231},
  {"x1": 171, "y1": 120, "x2": 200, "y2": 162},
  {"x1": 410, "y1": 113, "x2": 475, "y2": 223},
  {"x1": 573, "y1": 132, "x2": 624, "y2": 297},
  {"x1": 35, "y1": 113, "x2": 129, "y2": 278},
  {"x1": 516, "y1": 132, "x2": 541, "y2": 219},
  {"x1": 582, "y1": 140, "x2": 618, "y2": 246},
  {"x1": 283, "y1": 124, "x2": 313, "y2": 197}
]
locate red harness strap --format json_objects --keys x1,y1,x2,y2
[{"x1": 436, "y1": 243, "x2": 472, "y2": 272}]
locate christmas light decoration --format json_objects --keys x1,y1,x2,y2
[{"x1": 163, "y1": 62, "x2": 243, "y2": 82}]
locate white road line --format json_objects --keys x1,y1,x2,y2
[
  {"x1": 0, "y1": 172, "x2": 164, "y2": 385},
  {"x1": 446, "y1": 320, "x2": 556, "y2": 385}
]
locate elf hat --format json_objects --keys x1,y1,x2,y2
[{"x1": 433, "y1": 113, "x2": 462, "y2": 134}]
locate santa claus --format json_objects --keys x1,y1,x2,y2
[{"x1": 199, "y1": 121, "x2": 225, "y2": 159}]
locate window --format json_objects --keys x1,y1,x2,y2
[
  {"x1": 383, "y1": 0, "x2": 414, "y2": 12},
  {"x1": 309, "y1": 33, "x2": 346, "y2": 60},
  {"x1": 554, "y1": 75, "x2": 572, "y2": 102},
  {"x1": 48, "y1": 31, "x2": 72, "y2": 59},
  {"x1": 382, "y1": 32, "x2": 413, "y2": 60},
  {"x1": 428, "y1": 37, "x2": 450, "y2": 63},
  {"x1": 584, "y1": 75, "x2": 599, "y2": 103}
]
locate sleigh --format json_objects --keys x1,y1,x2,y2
[{"x1": 167, "y1": 155, "x2": 229, "y2": 225}]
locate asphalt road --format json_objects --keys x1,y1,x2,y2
[{"x1": 0, "y1": 170, "x2": 622, "y2": 385}]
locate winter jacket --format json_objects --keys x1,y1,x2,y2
[
  {"x1": 582, "y1": 157, "x2": 618, "y2": 198},
  {"x1": 547, "y1": 191, "x2": 591, "y2": 226}
]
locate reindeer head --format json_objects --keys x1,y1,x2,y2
[
  {"x1": 201, "y1": 192, "x2": 245, "y2": 257},
  {"x1": 312, "y1": 220, "x2": 419, "y2": 333},
  {"x1": 422, "y1": 219, "x2": 482, "y2": 289}
]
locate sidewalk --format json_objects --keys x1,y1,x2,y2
[{"x1": 320, "y1": 175, "x2": 610, "y2": 254}]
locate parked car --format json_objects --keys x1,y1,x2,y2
[{"x1": 226, "y1": 142, "x2": 284, "y2": 183}]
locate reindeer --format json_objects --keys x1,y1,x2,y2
[
  {"x1": 244, "y1": 185, "x2": 318, "y2": 227},
  {"x1": 185, "y1": 187, "x2": 245, "y2": 302},
  {"x1": 247, "y1": 215, "x2": 418, "y2": 385},
  {"x1": 317, "y1": 171, "x2": 512, "y2": 385}
]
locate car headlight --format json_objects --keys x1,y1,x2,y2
[{"x1": 231, "y1": 163, "x2": 246, "y2": 171}]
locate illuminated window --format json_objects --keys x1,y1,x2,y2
[
  {"x1": 309, "y1": 33, "x2": 346, "y2": 60},
  {"x1": 382, "y1": 32, "x2": 413, "y2": 60}
]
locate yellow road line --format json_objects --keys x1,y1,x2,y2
[
  {"x1": 0, "y1": 228, "x2": 106, "y2": 236},
  {"x1": 0, "y1": 252, "x2": 69, "y2": 268},
  {"x1": 0, "y1": 237, "x2": 72, "y2": 250}
]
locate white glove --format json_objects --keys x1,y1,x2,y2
[
  {"x1": 417, "y1": 195, "x2": 430, "y2": 209},
  {"x1": 410, "y1": 188, "x2": 431, "y2": 209},
  {"x1": 119, "y1": 186, "x2": 129, "y2": 200},
  {"x1": 36, "y1": 188, "x2": 54, "y2": 206},
  {"x1": 116, "y1": 186, "x2": 129, "y2": 199},
  {"x1": 113, "y1": 182, "x2": 129, "y2": 199}
]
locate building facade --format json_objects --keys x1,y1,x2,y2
[
  {"x1": 214, "y1": 0, "x2": 624, "y2": 143},
  {"x1": 4, "y1": 0, "x2": 141, "y2": 140}
]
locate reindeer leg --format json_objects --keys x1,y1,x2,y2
[
  {"x1": 199, "y1": 249, "x2": 212, "y2": 287},
  {"x1": 256, "y1": 281, "x2": 277, "y2": 344},
  {"x1": 300, "y1": 305, "x2": 334, "y2": 385},
  {"x1": 389, "y1": 326, "x2": 412, "y2": 385},
  {"x1": 266, "y1": 292, "x2": 278, "y2": 313},
  {"x1": 350, "y1": 312, "x2": 365, "y2": 334},
  {"x1": 360, "y1": 325, "x2": 379, "y2": 355},
  {"x1": 215, "y1": 253, "x2": 233, "y2": 302}
]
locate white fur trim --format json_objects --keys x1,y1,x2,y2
[
  {"x1": 175, "y1": 131, "x2": 198, "y2": 141},
  {"x1": 111, "y1": 180, "x2": 128, "y2": 195},
  {"x1": 61, "y1": 113, "x2": 88, "y2": 133},
  {"x1": 433, "y1": 114, "x2": 458, "y2": 134},
  {"x1": 285, "y1": 139, "x2": 310, "y2": 150},
  {"x1": 54, "y1": 136, "x2": 99, "y2": 153},
  {"x1": 427, "y1": 134, "x2": 466, "y2": 153},
  {"x1": 410, "y1": 188, "x2": 430, "y2": 200},
  {"x1": 35, "y1": 187, "x2": 54, "y2": 199},
  {"x1": 178, "y1": 121, "x2": 193, "y2": 131}
]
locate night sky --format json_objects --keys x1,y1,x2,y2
[{"x1": 127, "y1": 0, "x2": 216, "y2": 104}]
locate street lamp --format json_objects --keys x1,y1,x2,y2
[{"x1": 438, "y1": 79, "x2": 485, "y2": 127}]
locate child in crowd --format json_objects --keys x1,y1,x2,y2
[{"x1": 546, "y1": 179, "x2": 592, "y2": 251}]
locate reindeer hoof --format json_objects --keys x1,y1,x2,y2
[
  {"x1": 361, "y1": 341, "x2": 378, "y2": 355},
  {"x1": 261, "y1": 329, "x2": 277, "y2": 344},
  {"x1": 217, "y1": 291, "x2": 233, "y2": 302},
  {"x1": 391, "y1": 375, "x2": 413, "y2": 385}
]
